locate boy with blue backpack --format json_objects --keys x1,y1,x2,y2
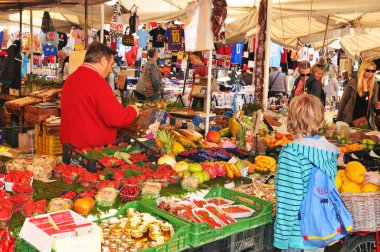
[{"x1": 274, "y1": 94, "x2": 353, "y2": 252}]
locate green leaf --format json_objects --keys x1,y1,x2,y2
[
  {"x1": 100, "y1": 147, "x2": 118, "y2": 157},
  {"x1": 127, "y1": 146, "x2": 143, "y2": 154},
  {"x1": 83, "y1": 151, "x2": 104, "y2": 160},
  {"x1": 124, "y1": 169, "x2": 143, "y2": 178}
]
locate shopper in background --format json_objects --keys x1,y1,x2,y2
[
  {"x1": 325, "y1": 72, "x2": 340, "y2": 103},
  {"x1": 342, "y1": 70, "x2": 349, "y2": 88},
  {"x1": 337, "y1": 59, "x2": 378, "y2": 129},
  {"x1": 135, "y1": 48, "x2": 163, "y2": 101},
  {"x1": 274, "y1": 94, "x2": 339, "y2": 252},
  {"x1": 189, "y1": 51, "x2": 208, "y2": 109},
  {"x1": 268, "y1": 67, "x2": 287, "y2": 98},
  {"x1": 57, "y1": 49, "x2": 70, "y2": 83},
  {"x1": 61, "y1": 42, "x2": 139, "y2": 148},
  {"x1": 291, "y1": 61, "x2": 322, "y2": 102},
  {"x1": 311, "y1": 63, "x2": 326, "y2": 106}
]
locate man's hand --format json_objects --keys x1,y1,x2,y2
[
  {"x1": 128, "y1": 105, "x2": 139, "y2": 117},
  {"x1": 363, "y1": 172, "x2": 380, "y2": 186}
]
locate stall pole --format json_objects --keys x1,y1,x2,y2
[
  {"x1": 100, "y1": 4, "x2": 104, "y2": 43},
  {"x1": 19, "y1": 8, "x2": 23, "y2": 49},
  {"x1": 30, "y1": 10, "x2": 33, "y2": 74},
  {"x1": 205, "y1": 50, "x2": 213, "y2": 135},
  {"x1": 182, "y1": 59, "x2": 189, "y2": 96},
  {"x1": 84, "y1": 0, "x2": 88, "y2": 48},
  {"x1": 262, "y1": 0, "x2": 272, "y2": 111}
]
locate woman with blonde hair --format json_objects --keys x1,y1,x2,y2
[
  {"x1": 337, "y1": 59, "x2": 378, "y2": 129},
  {"x1": 311, "y1": 63, "x2": 326, "y2": 106}
]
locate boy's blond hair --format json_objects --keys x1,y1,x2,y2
[{"x1": 287, "y1": 94, "x2": 324, "y2": 136}]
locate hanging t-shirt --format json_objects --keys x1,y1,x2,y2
[
  {"x1": 269, "y1": 42, "x2": 283, "y2": 67},
  {"x1": 217, "y1": 46, "x2": 232, "y2": 55},
  {"x1": 165, "y1": 26, "x2": 184, "y2": 51},
  {"x1": 231, "y1": 43, "x2": 244, "y2": 64},
  {"x1": 136, "y1": 29, "x2": 150, "y2": 48},
  {"x1": 57, "y1": 32, "x2": 67, "y2": 50},
  {"x1": 42, "y1": 44, "x2": 58, "y2": 57},
  {"x1": 39, "y1": 31, "x2": 59, "y2": 48},
  {"x1": 184, "y1": 0, "x2": 214, "y2": 52},
  {"x1": 149, "y1": 27, "x2": 166, "y2": 48},
  {"x1": 0, "y1": 32, "x2": 4, "y2": 50},
  {"x1": 21, "y1": 53, "x2": 29, "y2": 78}
]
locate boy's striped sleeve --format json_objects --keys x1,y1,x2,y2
[{"x1": 274, "y1": 145, "x2": 304, "y2": 249}]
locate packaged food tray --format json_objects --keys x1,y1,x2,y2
[{"x1": 143, "y1": 187, "x2": 273, "y2": 247}]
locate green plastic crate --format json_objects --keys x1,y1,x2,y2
[
  {"x1": 142, "y1": 187, "x2": 273, "y2": 247},
  {"x1": 98, "y1": 201, "x2": 191, "y2": 252}
]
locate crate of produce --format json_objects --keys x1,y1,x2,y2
[
  {"x1": 144, "y1": 187, "x2": 273, "y2": 247},
  {"x1": 24, "y1": 104, "x2": 60, "y2": 123},
  {"x1": 62, "y1": 135, "x2": 157, "y2": 172},
  {"x1": 341, "y1": 191, "x2": 380, "y2": 232},
  {"x1": 96, "y1": 200, "x2": 190, "y2": 252},
  {"x1": 232, "y1": 222, "x2": 274, "y2": 252},
  {"x1": 34, "y1": 123, "x2": 62, "y2": 155}
]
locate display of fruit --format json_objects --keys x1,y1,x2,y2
[
  {"x1": 120, "y1": 184, "x2": 141, "y2": 203},
  {"x1": 219, "y1": 128, "x2": 232, "y2": 138},
  {"x1": 188, "y1": 163, "x2": 203, "y2": 173},
  {"x1": 361, "y1": 138, "x2": 375, "y2": 150},
  {"x1": 338, "y1": 143, "x2": 363, "y2": 153},
  {"x1": 22, "y1": 199, "x2": 46, "y2": 217},
  {"x1": 250, "y1": 155, "x2": 277, "y2": 172},
  {"x1": 174, "y1": 161, "x2": 189, "y2": 174},
  {"x1": 229, "y1": 118, "x2": 242, "y2": 138},
  {"x1": 337, "y1": 133, "x2": 352, "y2": 144},
  {"x1": 173, "y1": 141, "x2": 185, "y2": 155},
  {"x1": 79, "y1": 189, "x2": 97, "y2": 198},
  {"x1": 171, "y1": 130, "x2": 197, "y2": 148},
  {"x1": 264, "y1": 133, "x2": 293, "y2": 148},
  {"x1": 156, "y1": 129, "x2": 176, "y2": 155},
  {"x1": 60, "y1": 191, "x2": 78, "y2": 201},
  {"x1": 157, "y1": 154, "x2": 177, "y2": 168},
  {"x1": 336, "y1": 162, "x2": 379, "y2": 193},
  {"x1": 212, "y1": 116, "x2": 230, "y2": 130},
  {"x1": 206, "y1": 131, "x2": 221, "y2": 143},
  {"x1": 73, "y1": 197, "x2": 95, "y2": 215},
  {"x1": 179, "y1": 129, "x2": 203, "y2": 142}
]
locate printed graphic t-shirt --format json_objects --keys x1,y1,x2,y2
[
  {"x1": 149, "y1": 27, "x2": 166, "y2": 48},
  {"x1": 136, "y1": 29, "x2": 150, "y2": 48},
  {"x1": 165, "y1": 26, "x2": 184, "y2": 51}
]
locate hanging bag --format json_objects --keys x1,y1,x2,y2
[{"x1": 122, "y1": 27, "x2": 134, "y2": 46}]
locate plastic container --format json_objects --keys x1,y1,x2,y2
[
  {"x1": 119, "y1": 183, "x2": 141, "y2": 203},
  {"x1": 95, "y1": 201, "x2": 191, "y2": 252},
  {"x1": 143, "y1": 187, "x2": 273, "y2": 247},
  {"x1": 18, "y1": 130, "x2": 35, "y2": 153},
  {"x1": 47, "y1": 198, "x2": 73, "y2": 212},
  {"x1": 4, "y1": 126, "x2": 19, "y2": 147},
  {"x1": 62, "y1": 135, "x2": 157, "y2": 172},
  {"x1": 141, "y1": 181, "x2": 161, "y2": 199},
  {"x1": 42, "y1": 134, "x2": 62, "y2": 155},
  {"x1": 181, "y1": 176, "x2": 199, "y2": 192},
  {"x1": 95, "y1": 187, "x2": 118, "y2": 207}
]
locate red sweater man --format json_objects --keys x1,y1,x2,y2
[{"x1": 61, "y1": 42, "x2": 138, "y2": 148}]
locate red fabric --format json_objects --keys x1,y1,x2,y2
[
  {"x1": 281, "y1": 48, "x2": 288, "y2": 63},
  {"x1": 61, "y1": 65, "x2": 138, "y2": 148},
  {"x1": 125, "y1": 39, "x2": 138, "y2": 67},
  {"x1": 193, "y1": 65, "x2": 209, "y2": 80},
  {"x1": 217, "y1": 46, "x2": 232, "y2": 55}
]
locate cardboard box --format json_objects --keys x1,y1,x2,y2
[{"x1": 20, "y1": 210, "x2": 101, "y2": 252}]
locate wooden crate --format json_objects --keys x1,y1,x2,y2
[{"x1": 24, "y1": 105, "x2": 60, "y2": 123}]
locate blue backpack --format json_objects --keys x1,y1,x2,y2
[{"x1": 299, "y1": 167, "x2": 354, "y2": 247}]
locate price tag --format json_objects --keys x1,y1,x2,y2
[{"x1": 199, "y1": 122, "x2": 205, "y2": 130}]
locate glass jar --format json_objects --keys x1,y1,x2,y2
[
  {"x1": 131, "y1": 230, "x2": 143, "y2": 244},
  {"x1": 160, "y1": 223, "x2": 172, "y2": 242}
]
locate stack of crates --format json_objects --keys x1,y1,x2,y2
[{"x1": 35, "y1": 122, "x2": 62, "y2": 155}]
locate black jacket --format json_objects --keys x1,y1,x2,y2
[
  {"x1": 291, "y1": 74, "x2": 323, "y2": 104},
  {"x1": 0, "y1": 41, "x2": 21, "y2": 89}
]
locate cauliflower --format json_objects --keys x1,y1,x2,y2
[
  {"x1": 341, "y1": 181, "x2": 362, "y2": 193},
  {"x1": 345, "y1": 161, "x2": 366, "y2": 184}
]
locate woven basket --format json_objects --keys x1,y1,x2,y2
[{"x1": 341, "y1": 191, "x2": 380, "y2": 232}]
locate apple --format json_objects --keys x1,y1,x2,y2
[
  {"x1": 188, "y1": 163, "x2": 203, "y2": 173},
  {"x1": 183, "y1": 170, "x2": 191, "y2": 177},
  {"x1": 206, "y1": 131, "x2": 221, "y2": 143},
  {"x1": 192, "y1": 172, "x2": 204, "y2": 183},
  {"x1": 202, "y1": 171, "x2": 210, "y2": 181}
]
